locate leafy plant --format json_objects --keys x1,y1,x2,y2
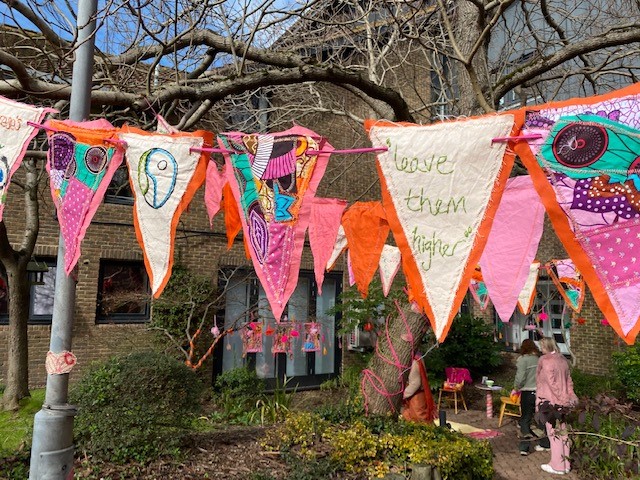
[
  {"x1": 612, "y1": 343, "x2": 640, "y2": 403},
  {"x1": 423, "y1": 313, "x2": 503, "y2": 380},
  {"x1": 71, "y1": 351, "x2": 205, "y2": 464},
  {"x1": 252, "y1": 376, "x2": 297, "y2": 425},
  {"x1": 212, "y1": 366, "x2": 264, "y2": 423},
  {"x1": 568, "y1": 394, "x2": 640, "y2": 479},
  {"x1": 571, "y1": 368, "x2": 623, "y2": 399}
]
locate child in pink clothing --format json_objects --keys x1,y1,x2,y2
[{"x1": 536, "y1": 337, "x2": 578, "y2": 475}]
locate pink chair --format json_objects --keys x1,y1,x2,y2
[{"x1": 437, "y1": 367, "x2": 472, "y2": 414}]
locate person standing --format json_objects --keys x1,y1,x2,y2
[
  {"x1": 514, "y1": 339, "x2": 542, "y2": 455},
  {"x1": 402, "y1": 353, "x2": 437, "y2": 423},
  {"x1": 536, "y1": 337, "x2": 578, "y2": 475}
]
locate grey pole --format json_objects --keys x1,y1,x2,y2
[{"x1": 29, "y1": 1, "x2": 98, "y2": 478}]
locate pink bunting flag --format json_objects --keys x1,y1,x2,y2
[
  {"x1": 309, "y1": 197, "x2": 347, "y2": 294},
  {"x1": 45, "y1": 119, "x2": 124, "y2": 274},
  {"x1": 0, "y1": 97, "x2": 55, "y2": 220},
  {"x1": 479, "y1": 175, "x2": 545, "y2": 322},
  {"x1": 204, "y1": 161, "x2": 227, "y2": 226},
  {"x1": 218, "y1": 127, "x2": 332, "y2": 321}
]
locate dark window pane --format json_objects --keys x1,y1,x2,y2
[
  {"x1": 97, "y1": 261, "x2": 150, "y2": 323},
  {"x1": 104, "y1": 164, "x2": 134, "y2": 205},
  {"x1": 29, "y1": 259, "x2": 56, "y2": 323}
]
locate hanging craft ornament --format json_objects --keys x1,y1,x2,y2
[
  {"x1": 271, "y1": 323, "x2": 293, "y2": 355},
  {"x1": 366, "y1": 114, "x2": 521, "y2": 341},
  {"x1": 545, "y1": 259, "x2": 585, "y2": 313},
  {"x1": 218, "y1": 127, "x2": 332, "y2": 321},
  {"x1": 46, "y1": 119, "x2": 125, "y2": 274},
  {"x1": 119, "y1": 126, "x2": 212, "y2": 297},
  {"x1": 514, "y1": 83, "x2": 640, "y2": 344},
  {"x1": 517, "y1": 261, "x2": 541, "y2": 315},
  {"x1": 303, "y1": 322, "x2": 321, "y2": 352},
  {"x1": 0, "y1": 97, "x2": 55, "y2": 220},
  {"x1": 478, "y1": 175, "x2": 545, "y2": 322},
  {"x1": 242, "y1": 322, "x2": 263, "y2": 355}
]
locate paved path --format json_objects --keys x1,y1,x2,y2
[{"x1": 445, "y1": 408, "x2": 580, "y2": 480}]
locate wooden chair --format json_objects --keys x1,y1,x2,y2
[
  {"x1": 437, "y1": 367, "x2": 471, "y2": 414},
  {"x1": 498, "y1": 396, "x2": 522, "y2": 427}
]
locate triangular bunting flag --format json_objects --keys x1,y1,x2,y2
[
  {"x1": 366, "y1": 115, "x2": 520, "y2": 341},
  {"x1": 517, "y1": 261, "x2": 540, "y2": 315},
  {"x1": 513, "y1": 82, "x2": 640, "y2": 343},
  {"x1": 379, "y1": 244, "x2": 402, "y2": 297},
  {"x1": 309, "y1": 197, "x2": 347, "y2": 294},
  {"x1": 545, "y1": 259, "x2": 585, "y2": 313},
  {"x1": 205, "y1": 161, "x2": 227, "y2": 227},
  {"x1": 326, "y1": 225, "x2": 347, "y2": 271},
  {"x1": 0, "y1": 97, "x2": 55, "y2": 220},
  {"x1": 479, "y1": 175, "x2": 545, "y2": 322},
  {"x1": 218, "y1": 127, "x2": 332, "y2": 321},
  {"x1": 119, "y1": 127, "x2": 211, "y2": 297},
  {"x1": 45, "y1": 119, "x2": 124, "y2": 274},
  {"x1": 222, "y1": 182, "x2": 242, "y2": 249},
  {"x1": 341, "y1": 201, "x2": 390, "y2": 297}
]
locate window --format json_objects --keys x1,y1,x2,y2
[
  {"x1": 0, "y1": 257, "x2": 57, "y2": 325},
  {"x1": 104, "y1": 164, "x2": 134, "y2": 205},
  {"x1": 28, "y1": 258, "x2": 57, "y2": 324},
  {"x1": 217, "y1": 268, "x2": 342, "y2": 388},
  {"x1": 96, "y1": 260, "x2": 150, "y2": 323}
]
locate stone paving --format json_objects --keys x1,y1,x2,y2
[{"x1": 444, "y1": 408, "x2": 580, "y2": 480}]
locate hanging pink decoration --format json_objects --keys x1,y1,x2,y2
[
  {"x1": 204, "y1": 161, "x2": 227, "y2": 226},
  {"x1": 242, "y1": 322, "x2": 263, "y2": 355},
  {"x1": 479, "y1": 175, "x2": 545, "y2": 322},
  {"x1": 308, "y1": 197, "x2": 347, "y2": 294},
  {"x1": 601, "y1": 318, "x2": 610, "y2": 326},
  {"x1": 271, "y1": 323, "x2": 293, "y2": 354},
  {"x1": 539, "y1": 311, "x2": 549, "y2": 321},
  {"x1": 303, "y1": 323, "x2": 321, "y2": 352},
  {"x1": 218, "y1": 127, "x2": 332, "y2": 321},
  {"x1": 46, "y1": 119, "x2": 125, "y2": 274}
]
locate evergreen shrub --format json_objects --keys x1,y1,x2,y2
[{"x1": 71, "y1": 351, "x2": 204, "y2": 463}]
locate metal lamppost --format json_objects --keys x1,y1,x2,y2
[{"x1": 28, "y1": 1, "x2": 98, "y2": 478}]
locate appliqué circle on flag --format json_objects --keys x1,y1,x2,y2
[
  {"x1": 0, "y1": 156, "x2": 8, "y2": 188},
  {"x1": 45, "y1": 350, "x2": 77, "y2": 375},
  {"x1": 138, "y1": 147, "x2": 178, "y2": 209},
  {"x1": 552, "y1": 123, "x2": 608, "y2": 168},
  {"x1": 51, "y1": 132, "x2": 76, "y2": 171},
  {"x1": 84, "y1": 146, "x2": 108, "y2": 174}
]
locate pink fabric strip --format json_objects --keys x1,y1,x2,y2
[
  {"x1": 204, "y1": 162, "x2": 226, "y2": 227},
  {"x1": 479, "y1": 175, "x2": 545, "y2": 323},
  {"x1": 308, "y1": 197, "x2": 347, "y2": 295}
]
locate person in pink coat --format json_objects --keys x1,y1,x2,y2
[{"x1": 536, "y1": 337, "x2": 578, "y2": 475}]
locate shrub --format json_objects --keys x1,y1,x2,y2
[
  {"x1": 571, "y1": 368, "x2": 622, "y2": 399},
  {"x1": 424, "y1": 314, "x2": 503, "y2": 380},
  {"x1": 612, "y1": 344, "x2": 640, "y2": 403},
  {"x1": 568, "y1": 394, "x2": 640, "y2": 479},
  {"x1": 71, "y1": 351, "x2": 205, "y2": 463},
  {"x1": 212, "y1": 367, "x2": 264, "y2": 423}
]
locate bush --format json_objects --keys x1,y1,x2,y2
[
  {"x1": 612, "y1": 344, "x2": 640, "y2": 403},
  {"x1": 571, "y1": 368, "x2": 622, "y2": 399},
  {"x1": 424, "y1": 314, "x2": 503, "y2": 381},
  {"x1": 71, "y1": 351, "x2": 205, "y2": 463},
  {"x1": 213, "y1": 367, "x2": 264, "y2": 422}
]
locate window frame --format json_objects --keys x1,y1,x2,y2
[
  {"x1": 27, "y1": 257, "x2": 57, "y2": 325},
  {"x1": 96, "y1": 259, "x2": 151, "y2": 324}
]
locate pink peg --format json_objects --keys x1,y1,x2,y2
[
  {"x1": 306, "y1": 146, "x2": 388, "y2": 155},
  {"x1": 189, "y1": 146, "x2": 233, "y2": 154},
  {"x1": 27, "y1": 121, "x2": 58, "y2": 133},
  {"x1": 491, "y1": 133, "x2": 543, "y2": 143}
]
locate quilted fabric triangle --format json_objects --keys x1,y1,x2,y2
[
  {"x1": 218, "y1": 126, "x2": 331, "y2": 321},
  {"x1": 514, "y1": 82, "x2": 640, "y2": 343},
  {"x1": 366, "y1": 115, "x2": 520, "y2": 341}
]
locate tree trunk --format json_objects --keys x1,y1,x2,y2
[
  {"x1": 454, "y1": 0, "x2": 493, "y2": 116},
  {"x1": 3, "y1": 266, "x2": 30, "y2": 410},
  {"x1": 361, "y1": 302, "x2": 428, "y2": 415}
]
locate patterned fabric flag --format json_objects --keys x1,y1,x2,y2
[
  {"x1": 469, "y1": 279, "x2": 491, "y2": 311},
  {"x1": 0, "y1": 97, "x2": 55, "y2": 220},
  {"x1": 342, "y1": 201, "x2": 390, "y2": 297},
  {"x1": 366, "y1": 115, "x2": 519, "y2": 341},
  {"x1": 513, "y1": 83, "x2": 640, "y2": 343},
  {"x1": 308, "y1": 197, "x2": 347, "y2": 294},
  {"x1": 479, "y1": 175, "x2": 545, "y2": 322},
  {"x1": 517, "y1": 261, "x2": 540, "y2": 315},
  {"x1": 119, "y1": 127, "x2": 211, "y2": 297},
  {"x1": 379, "y1": 244, "x2": 401, "y2": 297},
  {"x1": 45, "y1": 119, "x2": 124, "y2": 274},
  {"x1": 545, "y1": 259, "x2": 585, "y2": 313},
  {"x1": 218, "y1": 126, "x2": 332, "y2": 321}
]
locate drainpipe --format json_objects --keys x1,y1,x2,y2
[{"x1": 28, "y1": 1, "x2": 98, "y2": 478}]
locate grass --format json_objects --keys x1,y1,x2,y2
[{"x1": 0, "y1": 389, "x2": 45, "y2": 457}]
